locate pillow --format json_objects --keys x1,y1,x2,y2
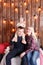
[{"x1": 0, "y1": 44, "x2": 5, "y2": 54}]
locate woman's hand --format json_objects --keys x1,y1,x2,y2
[
  {"x1": 12, "y1": 32, "x2": 17, "y2": 42},
  {"x1": 22, "y1": 33, "x2": 26, "y2": 44},
  {"x1": 20, "y1": 52, "x2": 26, "y2": 58},
  {"x1": 22, "y1": 40, "x2": 26, "y2": 44},
  {"x1": 12, "y1": 37, "x2": 17, "y2": 42}
]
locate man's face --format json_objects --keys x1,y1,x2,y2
[{"x1": 17, "y1": 28, "x2": 24, "y2": 36}]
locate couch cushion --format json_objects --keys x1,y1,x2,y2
[{"x1": 11, "y1": 57, "x2": 21, "y2": 65}]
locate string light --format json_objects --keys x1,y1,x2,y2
[
  {"x1": 26, "y1": 8, "x2": 29, "y2": 14},
  {"x1": 38, "y1": 7, "x2": 41, "y2": 12},
  {"x1": 12, "y1": 28, "x2": 15, "y2": 32},
  {"x1": 23, "y1": 1, "x2": 27, "y2": 6},
  {"x1": 15, "y1": 7, "x2": 18, "y2": 13},
  {"x1": 34, "y1": 15, "x2": 38, "y2": 19},
  {"x1": 3, "y1": 20, "x2": 6, "y2": 24},
  {"x1": 3, "y1": 2, "x2": 6, "y2": 7},
  {"x1": 10, "y1": 21, "x2": 14, "y2": 25},
  {"x1": 36, "y1": 0, "x2": 39, "y2": 2},
  {"x1": 11, "y1": 3, "x2": 14, "y2": 7}
]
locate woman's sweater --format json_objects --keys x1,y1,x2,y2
[{"x1": 25, "y1": 35, "x2": 39, "y2": 54}]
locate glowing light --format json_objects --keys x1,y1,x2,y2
[
  {"x1": 0, "y1": 0, "x2": 2, "y2": 2},
  {"x1": 26, "y1": 9, "x2": 29, "y2": 14},
  {"x1": 24, "y1": 2, "x2": 27, "y2": 6},
  {"x1": 3, "y1": 2, "x2": 6, "y2": 7},
  {"x1": 12, "y1": 28, "x2": 15, "y2": 32},
  {"x1": 11, "y1": 3, "x2": 14, "y2": 7},
  {"x1": 38, "y1": 7, "x2": 41, "y2": 12},
  {"x1": 10, "y1": 21, "x2": 14, "y2": 25},
  {"x1": 34, "y1": 15, "x2": 38, "y2": 19},
  {"x1": 3, "y1": 20, "x2": 6, "y2": 24},
  {"x1": 15, "y1": 7, "x2": 18, "y2": 13}
]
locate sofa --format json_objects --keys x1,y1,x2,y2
[{"x1": 1, "y1": 46, "x2": 40, "y2": 65}]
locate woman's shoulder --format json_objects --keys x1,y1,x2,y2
[{"x1": 25, "y1": 34, "x2": 33, "y2": 42}]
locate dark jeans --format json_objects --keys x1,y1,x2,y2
[
  {"x1": 27, "y1": 51, "x2": 39, "y2": 65},
  {"x1": 6, "y1": 48, "x2": 24, "y2": 65},
  {"x1": 21, "y1": 54, "x2": 28, "y2": 65}
]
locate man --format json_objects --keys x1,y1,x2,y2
[{"x1": 6, "y1": 19, "x2": 26, "y2": 65}]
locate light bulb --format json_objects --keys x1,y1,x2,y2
[
  {"x1": 10, "y1": 21, "x2": 14, "y2": 25},
  {"x1": 26, "y1": 9, "x2": 29, "y2": 13},
  {"x1": 11, "y1": 3, "x2": 14, "y2": 7},
  {"x1": 3, "y1": 20, "x2": 6, "y2": 24},
  {"x1": 34, "y1": 15, "x2": 38, "y2": 19},
  {"x1": 12, "y1": 29, "x2": 15, "y2": 32},
  {"x1": 3, "y1": 2, "x2": 6, "y2": 7},
  {"x1": 24, "y1": 2, "x2": 27, "y2": 6},
  {"x1": 15, "y1": 7, "x2": 18, "y2": 13},
  {"x1": 36, "y1": 0, "x2": 39, "y2": 2},
  {"x1": 38, "y1": 7, "x2": 41, "y2": 12}
]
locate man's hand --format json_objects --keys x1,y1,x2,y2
[{"x1": 20, "y1": 52, "x2": 26, "y2": 58}]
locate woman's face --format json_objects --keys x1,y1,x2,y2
[
  {"x1": 26, "y1": 28, "x2": 32, "y2": 36},
  {"x1": 17, "y1": 28, "x2": 24, "y2": 36}
]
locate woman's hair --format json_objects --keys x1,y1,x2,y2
[{"x1": 27, "y1": 27, "x2": 37, "y2": 41}]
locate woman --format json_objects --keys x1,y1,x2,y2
[
  {"x1": 6, "y1": 22, "x2": 26, "y2": 65},
  {"x1": 20, "y1": 27, "x2": 40, "y2": 65}
]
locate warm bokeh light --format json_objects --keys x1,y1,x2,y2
[
  {"x1": 34, "y1": 15, "x2": 38, "y2": 19},
  {"x1": 3, "y1": 20, "x2": 6, "y2": 24},
  {"x1": 15, "y1": 7, "x2": 18, "y2": 13},
  {"x1": 38, "y1": 7, "x2": 41, "y2": 12},
  {"x1": 0, "y1": 0, "x2": 2, "y2": 2},
  {"x1": 36, "y1": 0, "x2": 39, "y2": 2},
  {"x1": 12, "y1": 28, "x2": 15, "y2": 32},
  {"x1": 11, "y1": 3, "x2": 14, "y2": 7},
  {"x1": 10, "y1": 21, "x2": 14, "y2": 25},
  {"x1": 3, "y1": 2, "x2": 6, "y2": 7},
  {"x1": 26, "y1": 9, "x2": 29, "y2": 14},
  {"x1": 23, "y1": 2, "x2": 27, "y2": 6}
]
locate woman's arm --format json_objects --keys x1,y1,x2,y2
[{"x1": 25, "y1": 38, "x2": 39, "y2": 54}]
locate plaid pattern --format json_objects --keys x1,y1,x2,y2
[{"x1": 25, "y1": 35, "x2": 39, "y2": 54}]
